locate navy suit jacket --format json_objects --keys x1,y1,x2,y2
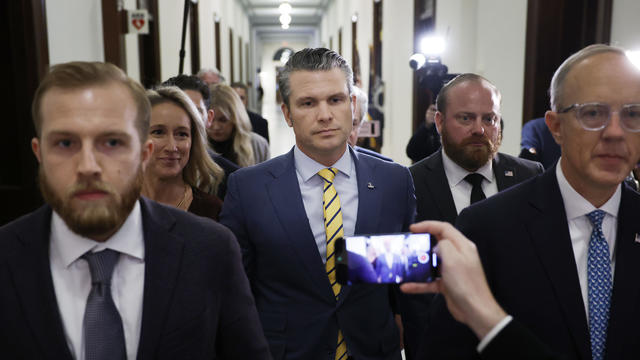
[
  {"x1": 402, "y1": 150, "x2": 543, "y2": 359},
  {"x1": 220, "y1": 147, "x2": 416, "y2": 360},
  {"x1": 422, "y1": 167, "x2": 640, "y2": 359},
  {"x1": 0, "y1": 198, "x2": 271, "y2": 360}
]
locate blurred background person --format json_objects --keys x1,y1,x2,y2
[
  {"x1": 350, "y1": 86, "x2": 393, "y2": 161},
  {"x1": 519, "y1": 116, "x2": 561, "y2": 169},
  {"x1": 231, "y1": 82, "x2": 270, "y2": 143},
  {"x1": 161, "y1": 74, "x2": 239, "y2": 199},
  {"x1": 197, "y1": 67, "x2": 225, "y2": 85},
  {"x1": 406, "y1": 103, "x2": 441, "y2": 163},
  {"x1": 142, "y1": 86, "x2": 224, "y2": 220},
  {"x1": 209, "y1": 84, "x2": 270, "y2": 167}
]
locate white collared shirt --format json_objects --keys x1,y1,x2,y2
[
  {"x1": 294, "y1": 145, "x2": 359, "y2": 263},
  {"x1": 441, "y1": 149, "x2": 499, "y2": 213},
  {"x1": 50, "y1": 200, "x2": 145, "y2": 360},
  {"x1": 556, "y1": 160, "x2": 619, "y2": 321}
]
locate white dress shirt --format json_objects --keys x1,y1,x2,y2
[
  {"x1": 50, "y1": 200, "x2": 146, "y2": 360},
  {"x1": 556, "y1": 159, "x2": 619, "y2": 321},
  {"x1": 442, "y1": 149, "x2": 498, "y2": 213},
  {"x1": 294, "y1": 145, "x2": 359, "y2": 263}
]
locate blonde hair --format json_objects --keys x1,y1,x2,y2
[
  {"x1": 210, "y1": 84, "x2": 256, "y2": 167},
  {"x1": 146, "y1": 86, "x2": 223, "y2": 194}
]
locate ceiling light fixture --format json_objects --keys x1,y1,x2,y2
[
  {"x1": 279, "y1": 13, "x2": 292, "y2": 26},
  {"x1": 279, "y1": 2, "x2": 292, "y2": 14}
]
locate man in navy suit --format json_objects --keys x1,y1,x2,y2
[
  {"x1": 0, "y1": 62, "x2": 270, "y2": 359},
  {"x1": 401, "y1": 74, "x2": 543, "y2": 359},
  {"x1": 220, "y1": 48, "x2": 416, "y2": 359},
  {"x1": 422, "y1": 44, "x2": 640, "y2": 359}
]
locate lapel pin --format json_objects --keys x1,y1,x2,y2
[
  {"x1": 367, "y1": 182, "x2": 375, "y2": 189},
  {"x1": 635, "y1": 233, "x2": 640, "y2": 244},
  {"x1": 504, "y1": 170, "x2": 514, "y2": 177}
]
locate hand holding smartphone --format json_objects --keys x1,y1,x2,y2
[{"x1": 335, "y1": 233, "x2": 439, "y2": 285}]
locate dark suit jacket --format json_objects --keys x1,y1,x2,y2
[
  {"x1": 219, "y1": 147, "x2": 416, "y2": 360},
  {"x1": 248, "y1": 110, "x2": 270, "y2": 143},
  {"x1": 402, "y1": 150, "x2": 543, "y2": 359},
  {"x1": 422, "y1": 167, "x2": 640, "y2": 359},
  {"x1": 410, "y1": 150, "x2": 544, "y2": 224},
  {"x1": 0, "y1": 198, "x2": 271, "y2": 360}
]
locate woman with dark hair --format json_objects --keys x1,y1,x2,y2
[{"x1": 142, "y1": 86, "x2": 224, "y2": 220}]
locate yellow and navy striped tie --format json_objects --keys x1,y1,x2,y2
[{"x1": 317, "y1": 167, "x2": 348, "y2": 360}]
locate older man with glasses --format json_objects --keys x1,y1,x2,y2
[{"x1": 419, "y1": 44, "x2": 640, "y2": 360}]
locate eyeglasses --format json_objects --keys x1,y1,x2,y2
[{"x1": 558, "y1": 103, "x2": 640, "y2": 132}]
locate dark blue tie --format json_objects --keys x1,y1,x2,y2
[
  {"x1": 586, "y1": 210, "x2": 612, "y2": 360},
  {"x1": 464, "y1": 173, "x2": 486, "y2": 204},
  {"x1": 83, "y1": 249, "x2": 127, "y2": 360}
]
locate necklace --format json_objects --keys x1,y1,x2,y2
[{"x1": 175, "y1": 185, "x2": 190, "y2": 210}]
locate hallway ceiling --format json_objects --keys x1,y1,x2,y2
[{"x1": 240, "y1": 0, "x2": 329, "y2": 27}]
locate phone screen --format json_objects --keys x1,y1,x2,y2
[{"x1": 336, "y1": 233, "x2": 438, "y2": 285}]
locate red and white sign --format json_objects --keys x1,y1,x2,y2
[{"x1": 128, "y1": 9, "x2": 149, "y2": 34}]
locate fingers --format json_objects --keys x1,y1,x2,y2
[{"x1": 400, "y1": 281, "x2": 441, "y2": 294}]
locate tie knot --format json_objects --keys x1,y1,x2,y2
[
  {"x1": 318, "y1": 167, "x2": 337, "y2": 183},
  {"x1": 464, "y1": 173, "x2": 484, "y2": 187},
  {"x1": 83, "y1": 249, "x2": 120, "y2": 285},
  {"x1": 586, "y1": 209, "x2": 606, "y2": 229}
]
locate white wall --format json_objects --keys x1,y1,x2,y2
[
  {"x1": 435, "y1": 0, "x2": 528, "y2": 157},
  {"x1": 47, "y1": 0, "x2": 105, "y2": 65},
  {"x1": 611, "y1": 0, "x2": 640, "y2": 52}
]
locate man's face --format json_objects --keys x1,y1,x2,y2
[
  {"x1": 348, "y1": 100, "x2": 362, "y2": 147},
  {"x1": 184, "y1": 89, "x2": 213, "y2": 129},
  {"x1": 32, "y1": 82, "x2": 152, "y2": 241},
  {"x1": 546, "y1": 52, "x2": 640, "y2": 203},
  {"x1": 281, "y1": 68, "x2": 355, "y2": 166},
  {"x1": 200, "y1": 72, "x2": 220, "y2": 85},
  {"x1": 232, "y1": 87, "x2": 249, "y2": 107},
  {"x1": 435, "y1": 81, "x2": 502, "y2": 172}
]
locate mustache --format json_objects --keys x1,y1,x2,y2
[
  {"x1": 460, "y1": 135, "x2": 491, "y2": 147},
  {"x1": 67, "y1": 181, "x2": 116, "y2": 198}
]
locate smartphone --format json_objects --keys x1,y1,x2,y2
[{"x1": 335, "y1": 233, "x2": 439, "y2": 285}]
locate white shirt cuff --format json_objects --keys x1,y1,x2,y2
[{"x1": 476, "y1": 315, "x2": 513, "y2": 353}]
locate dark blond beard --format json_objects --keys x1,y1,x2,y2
[
  {"x1": 440, "y1": 124, "x2": 502, "y2": 172},
  {"x1": 39, "y1": 166, "x2": 143, "y2": 240}
]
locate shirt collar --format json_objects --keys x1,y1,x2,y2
[
  {"x1": 442, "y1": 149, "x2": 495, "y2": 187},
  {"x1": 294, "y1": 145, "x2": 354, "y2": 183},
  {"x1": 555, "y1": 159, "x2": 621, "y2": 220},
  {"x1": 50, "y1": 200, "x2": 145, "y2": 268}
]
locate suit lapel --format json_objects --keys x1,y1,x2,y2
[
  {"x1": 136, "y1": 199, "x2": 185, "y2": 360},
  {"x1": 605, "y1": 186, "x2": 640, "y2": 358},
  {"x1": 354, "y1": 150, "x2": 382, "y2": 235},
  {"x1": 424, "y1": 151, "x2": 458, "y2": 223},
  {"x1": 523, "y1": 169, "x2": 591, "y2": 359},
  {"x1": 493, "y1": 153, "x2": 520, "y2": 191},
  {"x1": 7, "y1": 206, "x2": 73, "y2": 359},
  {"x1": 266, "y1": 151, "x2": 334, "y2": 302}
]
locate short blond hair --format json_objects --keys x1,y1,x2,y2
[{"x1": 32, "y1": 61, "x2": 150, "y2": 141}]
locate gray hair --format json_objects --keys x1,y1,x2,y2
[
  {"x1": 436, "y1": 73, "x2": 502, "y2": 116},
  {"x1": 196, "y1": 67, "x2": 226, "y2": 83},
  {"x1": 549, "y1": 44, "x2": 626, "y2": 111},
  {"x1": 352, "y1": 86, "x2": 368, "y2": 124},
  {"x1": 277, "y1": 48, "x2": 354, "y2": 107}
]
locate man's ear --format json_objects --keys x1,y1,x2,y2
[
  {"x1": 140, "y1": 139, "x2": 153, "y2": 170},
  {"x1": 434, "y1": 111, "x2": 444, "y2": 135},
  {"x1": 545, "y1": 110, "x2": 562, "y2": 146},
  {"x1": 31, "y1": 137, "x2": 42, "y2": 163},
  {"x1": 206, "y1": 109, "x2": 214, "y2": 129},
  {"x1": 281, "y1": 103, "x2": 293, "y2": 127}
]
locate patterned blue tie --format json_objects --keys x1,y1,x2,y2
[
  {"x1": 586, "y1": 210, "x2": 612, "y2": 360},
  {"x1": 83, "y1": 249, "x2": 127, "y2": 360}
]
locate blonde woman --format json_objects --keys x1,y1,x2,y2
[
  {"x1": 142, "y1": 86, "x2": 225, "y2": 220},
  {"x1": 208, "y1": 84, "x2": 270, "y2": 167}
]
